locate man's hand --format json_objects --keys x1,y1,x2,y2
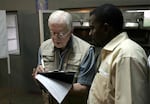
[
  {"x1": 32, "y1": 65, "x2": 44, "y2": 78},
  {"x1": 69, "y1": 83, "x2": 89, "y2": 96}
]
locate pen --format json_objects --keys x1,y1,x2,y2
[{"x1": 41, "y1": 58, "x2": 45, "y2": 69}]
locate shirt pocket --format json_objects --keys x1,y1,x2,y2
[
  {"x1": 42, "y1": 50, "x2": 54, "y2": 62},
  {"x1": 67, "y1": 54, "x2": 81, "y2": 71},
  {"x1": 42, "y1": 50, "x2": 55, "y2": 69},
  {"x1": 91, "y1": 73, "x2": 111, "y2": 103},
  {"x1": 67, "y1": 54, "x2": 81, "y2": 81}
]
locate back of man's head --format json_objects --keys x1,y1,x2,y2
[
  {"x1": 94, "y1": 4, "x2": 124, "y2": 34},
  {"x1": 48, "y1": 10, "x2": 72, "y2": 31}
]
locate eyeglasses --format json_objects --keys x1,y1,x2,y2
[{"x1": 50, "y1": 30, "x2": 70, "y2": 38}]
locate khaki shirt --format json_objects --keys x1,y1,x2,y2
[{"x1": 88, "y1": 32, "x2": 149, "y2": 104}]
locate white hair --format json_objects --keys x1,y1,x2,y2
[{"x1": 48, "y1": 10, "x2": 72, "y2": 31}]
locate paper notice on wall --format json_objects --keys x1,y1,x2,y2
[
  {"x1": 143, "y1": 10, "x2": 150, "y2": 27},
  {"x1": 36, "y1": 0, "x2": 48, "y2": 11},
  {"x1": 0, "y1": 10, "x2": 8, "y2": 59}
]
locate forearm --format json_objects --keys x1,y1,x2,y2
[{"x1": 69, "y1": 83, "x2": 89, "y2": 96}]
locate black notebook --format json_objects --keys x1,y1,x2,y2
[
  {"x1": 38, "y1": 71, "x2": 75, "y2": 84},
  {"x1": 35, "y1": 71, "x2": 76, "y2": 103}
]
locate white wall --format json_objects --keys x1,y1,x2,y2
[{"x1": 0, "y1": 0, "x2": 149, "y2": 13}]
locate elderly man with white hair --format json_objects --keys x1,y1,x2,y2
[{"x1": 32, "y1": 10, "x2": 96, "y2": 104}]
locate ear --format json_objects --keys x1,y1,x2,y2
[
  {"x1": 104, "y1": 23, "x2": 112, "y2": 33},
  {"x1": 103, "y1": 23, "x2": 110, "y2": 32}
]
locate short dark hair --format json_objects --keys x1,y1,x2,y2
[{"x1": 91, "y1": 4, "x2": 123, "y2": 33}]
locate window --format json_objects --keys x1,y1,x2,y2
[{"x1": 6, "y1": 13, "x2": 20, "y2": 55}]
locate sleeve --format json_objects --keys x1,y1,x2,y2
[
  {"x1": 115, "y1": 57, "x2": 149, "y2": 104},
  {"x1": 77, "y1": 46, "x2": 97, "y2": 86},
  {"x1": 37, "y1": 48, "x2": 42, "y2": 65},
  {"x1": 147, "y1": 55, "x2": 150, "y2": 68}
]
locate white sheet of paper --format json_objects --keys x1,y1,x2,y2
[
  {"x1": 144, "y1": 10, "x2": 150, "y2": 27},
  {"x1": 0, "y1": 10, "x2": 8, "y2": 59},
  {"x1": 35, "y1": 74, "x2": 72, "y2": 104},
  {"x1": 8, "y1": 40, "x2": 18, "y2": 51}
]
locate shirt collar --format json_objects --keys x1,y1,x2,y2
[{"x1": 103, "y1": 32, "x2": 129, "y2": 51}]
